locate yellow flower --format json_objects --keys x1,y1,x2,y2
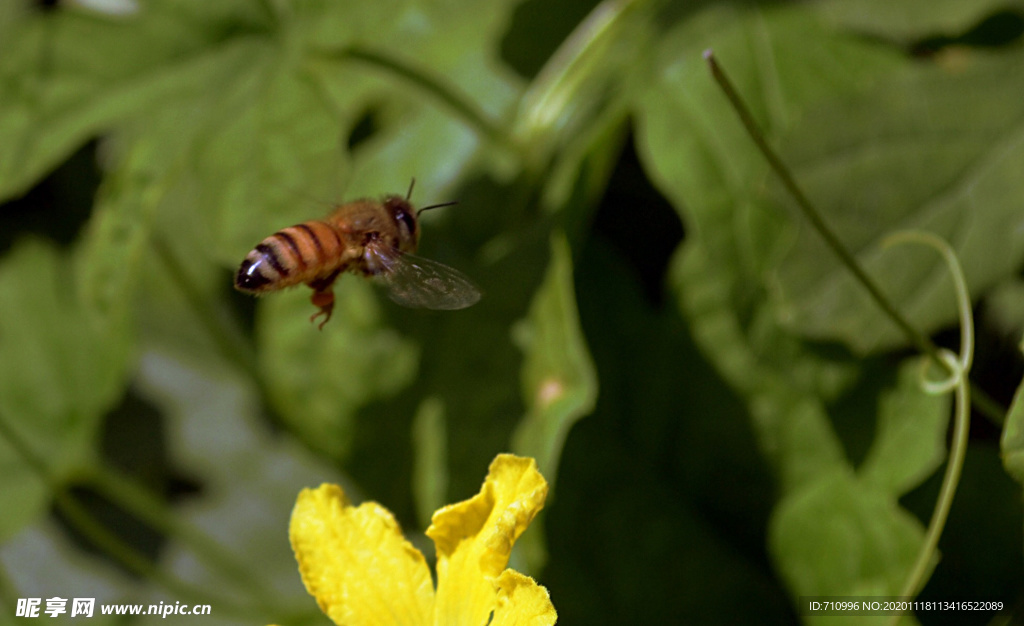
[{"x1": 288, "y1": 454, "x2": 557, "y2": 626}]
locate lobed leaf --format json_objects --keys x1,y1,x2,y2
[{"x1": 511, "y1": 233, "x2": 598, "y2": 486}]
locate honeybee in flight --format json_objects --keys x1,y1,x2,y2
[{"x1": 235, "y1": 181, "x2": 481, "y2": 329}]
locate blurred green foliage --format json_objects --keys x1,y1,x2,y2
[{"x1": 2, "y1": 0, "x2": 1024, "y2": 624}]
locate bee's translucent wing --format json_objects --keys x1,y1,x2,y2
[{"x1": 366, "y1": 246, "x2": 481, "y2": 310}]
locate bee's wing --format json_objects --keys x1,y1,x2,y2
[{"x1": 366, "y1": 246, "x2": 481, "y2": 310}]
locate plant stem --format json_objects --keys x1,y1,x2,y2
[
  {"x1": 0, "y1": 411, "x2": 260, "y2": 620},
  {"x1": 85, "y1": 465, "x2": 278, "y2": 608},
  {"x1": 898, "y1": 353, "x2": 970, "y2": 607},
  {"x1": 51, "y1": 492, "x2": 259, "y2": 618},
  {"x1": 885, "y1": 233, "x2": 972, "y2": 608},
  {"x1": 314, "y1": 46, "x2": 510, "y2": 151}
]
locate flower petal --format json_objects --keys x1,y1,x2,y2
[
  {"x1": 290, "y1": 484, "x2": 434, "y2": 626},
  {"x1": 491, "y1": 570, "x2": 557, "y2": 626},
  {"x1": 426, "y1": 454, "x2": 549, "y2": 625}
]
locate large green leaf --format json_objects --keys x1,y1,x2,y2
[
  {"x1": 194, "y1": 51, "x2": 351, "y2": 264},
  {"x1": 0, "y1": 2, "x2": 269, "y2": 200},
  {"x1": 636, "y1": 2, "x2": 971, "y2": 609},
  {"x1": 633, "y1": 1, "x2": 903, "y2": 368},
  {"x1": 770, "y1": 51, "x2": 1024, "y2": 353},
  {"x1": 0, "y1": 240, "x2": 131, "y2": 541},
  {"x1": 643, "y1": 6, "x2": 864, "y2": 493}
]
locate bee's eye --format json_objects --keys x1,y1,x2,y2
[{"x1": 395, "y1": 207, "x2": 417, "y2": 236}]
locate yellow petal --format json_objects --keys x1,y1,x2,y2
[
  {"x1": 426, "y1": 454, "x2": 549, "y2": 625},
  {"x1": 490, "y1": 570, "x2": 557, "y2": 626},
  {"x1": 289, "y1": 484, "x2": 434, "y2": 626}
]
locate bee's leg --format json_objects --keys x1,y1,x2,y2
[
  {"x1": 307, "y1": 271, "x2": 342, "y2": 330},
  {"x1": 309, "y1": 290, "x2": 334, "y2": 330}
]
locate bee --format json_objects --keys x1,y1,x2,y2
[{"x1": 235, "y1": 181, "x2": 481, "y2": 329}]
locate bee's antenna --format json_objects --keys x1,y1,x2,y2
[
  {"x1": 405, "y1": 178, "x2": 457, "y2": 216},
  {"x1": 416, "y1": 200, "x2": 458, "y2": 217}
]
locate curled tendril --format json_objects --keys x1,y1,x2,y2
[
  {"x1": 881, "y1": 230, "x2": 974, "y2": 383},
  {"x1": 919, "y1": 348, "x2": 963, "y2": 395}
]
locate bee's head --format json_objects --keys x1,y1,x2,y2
[
  {"x1": 384, "y1": 196, "x2": 420, "y2": 253},
  {"x1": 386, "y1": 179, "x2": 458, "y2": 253}
]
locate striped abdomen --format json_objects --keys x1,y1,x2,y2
[{"x1": 235, "y1": 221, "x2": 355, "y2": 293}]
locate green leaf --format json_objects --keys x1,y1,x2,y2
[
  {"x1": 1001, "y1": 360, "x2": 1024, "y2": 485},
  {"x1": 635, "y1": 3, "x2": 900, "y2": 245},
  {"x1": 511, "y1": 233, "x2": 597, "y2": 484},
  {"x1": 770, "y1": 469, "x2": 927, "y2": 599},
  {"x1": 636, "y1": 2, "x2": 996, "y2": 611},
  {"x1": 195, "y1": 53, "x2": 351, "y2": 263},
  {"x1": 634, "y1": 3, "x2": 905, "y2": 371},
  {"x1": 76, "y1": 112, "x2": 192, "y2": 328},
  {"x1": 770, "y1": 51, "x2": 1024, "y2": 353},
  {"x1": 668, "y1": 241, "x2": 850, "y2": 494},
  {"x1": 342, "y1": 105, "x2": 480, "y2": 203},
  {"x1": 858, "y1": 358, "x2": 950, "y2": 495},
  {"x1": 0, "y1": 240, "x2": 130, "y2": 540},
  {"x1": 983, "y1": 278, "x2": 1024, "y2": 341},
  {"x1": 0, "y1": 3, "x2": 269, "y2": 200},
  {"x1": 258, "y1": 279, "x2": 419, "y2": 460}
]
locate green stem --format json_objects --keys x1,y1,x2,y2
[
  {"x1": 0, "y1": 411, "x2": 50, "y2": 484},
  {"x1": 703, "y1": 50, "x2": 1005, "y2": 425},
  {"x1": 314, "y1": 46, "x2": 510, "y2": 150},
  {"x1": 706, "y1": 51, "x2": 979, "y2": 611},
  {"x1": 0, "y1": 412, "x2": 261, "y2": 621},
  {"x1": 887, "y1": 232, "x2": 972, "y2": 609},
  {"x1": 514, "y1": 0, "x2": 652, "y2": 177},
  {"x1": 51, "y1": 492, "x2": 259, "y2": 619},
  {"x1": 84, "y1": 465, "x2": 278, "y2": 608},
  {"x1": 897, "y1": 352, "x2": 970, "y2": 607}
]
